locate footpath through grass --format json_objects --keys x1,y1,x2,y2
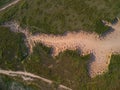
[
  {"x1": 0, "y1": 0, "x2": 120, "y2": 90},
  {"x1": 0, "y1": 0, "x2": 13, "y2": 7}
]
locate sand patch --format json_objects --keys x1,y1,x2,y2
[{"x1": 3, "y1": 18, "x2": 120, "y2": 78}]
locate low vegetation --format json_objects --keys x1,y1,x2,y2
[
  {"x1": 0, "y1": 27, "x2": 28, "y2": 70},
  {"x1": 0, "y1": 75, "x2": 37, "y2": 90},
  {"x1": 0, "y1": 0, "x2": 13, "y2": 7},
  {"x1": 23, "y1": 45, "x2": 120, "y2": 90},
  {"x1": 1, "y1": 0, "x2": 120, "y2": 34},
  {"x1": 0, "y1": 0, "x2": 120, "y2": 90}
]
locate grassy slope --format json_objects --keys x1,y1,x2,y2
[
  {"x1": 0, "y1": 74, "x2": 59, "y2": 90},
  {"x1": 0, "y1": 75, "x2": 37, "y2": 90},
  {"x1": 0, "y1": 27, "x2": 28, "y2": 70},
  {"x1": 0, "y1": 0, "x2": 120, "y2": 90},
  {"x1": 0, "y1": 0, "x2": 13, "y2": 7},
  {"x1": 23, "y1": 45, "x2": 120, "y2": 90},
  {"x1": 1, "y1": 0, "x2": 120, "y2": 34}
]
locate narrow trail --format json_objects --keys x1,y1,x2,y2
[
  {"x1": 0, "y1": 0, "x2": 119, "y2": 79},
  {"x1": 0, "y1": 1, "x2": 72, "y2": 89},
  {"x1": 4, "y1": 18, "x2": 120, "y2": 78},
  {"x1": 0, "y1": 0, "x2": 21, "y2": 12},
  {"x1": 0, "y1": 69, "x2": 72, "y2": 90}
]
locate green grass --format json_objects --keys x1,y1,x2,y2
[
  {"x1": 0, "y1": 0, "x2": 120, "y2": 90},
  {"x1": 0, "y1": 0, "x2": 120, "y2": 34},
  {"x1": 0, "y1": 75, "x2": 37, "y2": 90},
  {"x1": 22, "y1": 44, "x2": 120, "y2": 90},
  {"x1": 0, "y1": 25, "x2": 119, "y2": 90},
  {"x1": 0, "y1": 27, "x2": 28, "y2": 70},
  {"x1": 0, "y1": 0, "x2": 13, "y2": 7}
]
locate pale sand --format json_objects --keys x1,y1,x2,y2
[
  {"x1": 3, "y1": 18, "x2": 120, "y2": 78},
  {"x1": 0, "y1": 69, "x2": 72, "y2": 90},
  {"x1": 0, "y1": 0, "x2": 21, "y2": 12}
]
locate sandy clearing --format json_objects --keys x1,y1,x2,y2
[
  {"x1": 0, "y1": 69, "x2": 72, "y2": 90},
  {"x1": 0, "y1": 0, "x2": 21, "y2": 12},
  {"x1": 0, "y1": 0, "x2": 119, "y2": 87},
  {"x1": 4, "y1": 18, "x2": 120, "y2": 78},
  {"x1": 0, "y1": 0, "x2": 118, "y2": 78}
]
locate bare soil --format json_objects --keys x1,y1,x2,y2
[{"x1": 4, "y1": 18, "x2": 120, "y2": 78}]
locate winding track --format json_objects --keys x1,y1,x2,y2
[
  {"x1": 0, "y1": 0, "x2": 20, "y2": 12},
  {"x1": 0, "y1": 1, "x2": 72, "y2": 90},
  {"x1": 0, "y1": 69, "x2": 72, "y2": 90},
  {"x1": 0, "y1": 0, "x2": 120, "y2": 84}
]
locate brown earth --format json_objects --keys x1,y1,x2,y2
[{"x1": 4, "y1": 18, "x2": 120, "y2": 78}]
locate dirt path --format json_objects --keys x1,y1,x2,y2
[
  {"x1": 4, "y1": 18, "x2": 120, "y2": 78},
  {"x1": 0, "y1": 69, "x2": 72, "y2": 90},
  {"x1": 0, "y1": 0, "x2": 119, "y2": 78},
  {"x1": 0, "y1": 2, "x2": 71, "y2": 89},
  {"x1": 0, "y1": 0, "x2": 21, "y2": 12}
]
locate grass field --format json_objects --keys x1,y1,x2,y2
[
  {"x1": 22, "y1": 45, "x2": 120, "y2": 90},
  {"x1": 0, "y1": 0, "x2": 120, "y2": 90},
  {"x1": 0, "y1": 75, "x2": 37, "y2": 90},
  {"x1": 0, "y1": 0, "x2": 13, "y2": 7},
  {"x1": 0, "y1": 27, "x2": 28, "y2": 70},
  {"x1": 1, "y1": 0, "x2": 120, "y2": 34}
]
